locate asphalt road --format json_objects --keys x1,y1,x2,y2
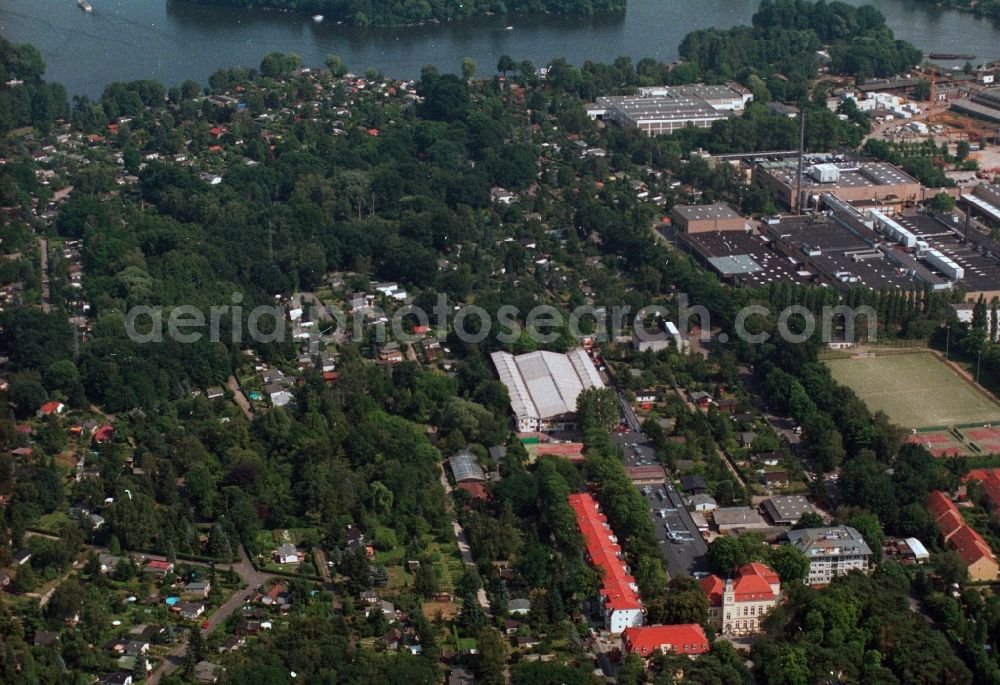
[
  {"x1": 147, "y1": 545, "x2": 267, "y2": 684},
  {"x1": 610, "y1": 429, "x2": 708, "y2": 578},
  {"x1": 22, "y1": 530, "x2": 268, "y2": 684}
]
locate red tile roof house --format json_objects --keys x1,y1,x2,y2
[
  {"x1": 623, "y1": 624, "x2": 710, "y2": 657},
  {"x1": 144, "y1": 560, "x2": 174, "y2": 576},
  {"x1": 37, "y1": 401, "x2": 65, "y2": 418},
  {"x1": 93, "y1": 424, "x2": 115, "y2": 443},
  {"x1": 456, "y1": 482, "x2": 490, "y2": 501},
  {"x1": 927, "y1": 490, "x2": 999, "y2": 582},
  {"x1": 964, "y1": 468, "x2": 1000, "y2": 515},
  {"x1": 568, "y1": 492, "x2": 643, "y2": 634},
  {"x1": 261, "y1": 583, "x2": 291, "y2": 607}
]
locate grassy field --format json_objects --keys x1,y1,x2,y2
[{"x1": 826, "y1": 351, "x2": 1000, "y2": 429}]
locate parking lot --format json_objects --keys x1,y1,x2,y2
[{"x1": 611, "y1": 428, "x2": 708, "y2": 578}]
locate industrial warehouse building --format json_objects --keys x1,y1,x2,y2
[
  {"x1": 951, "y1": 87, "x2": 1000, "y2": 124},
  {"x1": 671, "y1": 203, "x2": 752, "y2": 234},
  {"x1": 491, "y1": 348, "x2": 604, "y2": 432},
  {"x1": 962, "y1": 183, "x2": 1000, "y2": 224},
  {"x1": 676, "y1": 229, "x2": 811, "y2": 287},
  {"x1": 753, "y1": 156, "x2": 922, "y2": 209},
  {"x1": 762, "y1": 495, "x2": 817, "y2": 526},
  {"x1": 713, "y1": 507, "x2": 769, "y2": 534},
  {"x1": 588, "y1": 83, "x2": 752, "y2": 135}
]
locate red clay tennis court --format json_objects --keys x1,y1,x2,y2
[
  {"x1": 966, "y1": 427, "x2": 1000, "y2": 442},
  {"x1": 906, "y1": 432, "x2": 952, "y2": 444},
  {"x1": 906, "y1": 431, "x2": 970, "y2": 457}
]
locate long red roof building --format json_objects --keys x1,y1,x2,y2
[
  {"x1": 567, "y1": 492, "x2": 642, "y2": 633},
  {"x1": 623, "y1": 624, "x2": 710, "y2": 656},
  {"x1": 928, "y1": 490, "x2": 998, "y2": 582}
]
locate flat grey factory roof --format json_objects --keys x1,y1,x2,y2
[
  {"x1": 858, "y1": 78, "x2": 922, "y2": 91},
  {"x1": 927, "y1": 235, "x2": 1000, "y2": 291},
  {"x1": 809, "y1": 251, "x2": 919, "y2": 290},
  {"x1": 670, "y1": 84, "x2": 743, "y2": 100},
  {"x1": 597, "y1": 94, "x2": 722, "y2": 121},
  {"x1": 673, "y1": 203, "x2": 742, "y2": 222},
  {"x1": 893, "y1": 213, "x2": 957, "y2": 238},
  {"x1": 763, "y1": 495, "x2": 815, "y2": 522},
  {"x1": 708, "y1": 255, "x2": 762, "y2": 275},
  {"x1": 951, "y1": 99, "x2": 1000, "y2": 123},
  {"x1": 767, "y1": 216, "x2": 871, "y2": 252},
  {"x1": 714, "y1": 507, "x2": 767, "y2": 527},
  {"x1": 760, "y1": 161, "x2": 917, "y2": 188},
  {"x1": 681, "y1": 230, "x2": 810, "y2": 284}
]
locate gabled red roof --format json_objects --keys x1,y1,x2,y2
[
  {"x1": 732, "y1": 573, "x2": 776, "y2": 601},
  {"x1": 623, "y1": 624, "x2": 710, "y2": 656},
  {"x1": 928, "y1": 490, "x2": 958, "y2": 521},
  {"x1": 964, "y1": 469, "x2": 1000, "y2": 513},
  {"x1": 937, "y1": 509, "x2": 965, "y2": 541},
  {"x1": 568, "y1": 493, "x2": 641, "y2": 612},
  {"x1": 456, "y1": 482, "x2": 489, "y2": 500},
  {"x1": 93, "y1": 424, "x2": 114, "y2": 442},
  {"x1": 949, "y1": 524, "x2": 995, "y2": 566},
  {"x1": 145, "y1": 560, "x2": 172, "y2": 571},
  {"x1": 929, "y1": 490, "x2": 999, "y2": 574},
  {"x1": 700, "y1": 563, "x2": 779, "y2": 605},
  {"x1": 738, "y1": 562, "x2": 780, "y2": 585},
  {"x1": 699, "y1": 575, "x2": 724, "y2": 607},
  {"x1": 39, "y1": 401, "x2": 63, "y2": 415}
]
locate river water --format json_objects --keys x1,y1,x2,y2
[{"x1": 2, "y1": 0, "x2": 1000, "y2": 97}]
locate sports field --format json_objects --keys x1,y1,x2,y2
[{"x1": 825, "y1": 351, "x2": 1000, "y2": 429}]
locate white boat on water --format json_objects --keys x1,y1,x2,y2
[
  {"x1": 313, "y1": 14, "x2": 324, "y2": 23},
  {"x1": 505, "y1": 25, "x2": 513, "y2": 30},
  {"x1": 79, "y1": 0, "x2": 92, "y2": 11}
]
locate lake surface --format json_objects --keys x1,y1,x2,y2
[{"x1": 2, "y1": 0, "x2": 1000, "y2": 97}]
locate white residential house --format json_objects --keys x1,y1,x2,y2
[
  {"x1": 688, "y1": 494, "x2": 718, "y2": 512},
  {"x1": 274, "y1": 543, "x2": 300, "y2": 564},
  {"x1": 786, "y1": 526, "x2": 873, "y2": 585}
]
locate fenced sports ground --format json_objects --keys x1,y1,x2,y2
[{"x1": 824, "y1": 350, "x2": 1000, "y2": 432}]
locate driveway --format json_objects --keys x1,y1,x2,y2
[{"x1": 438, "y1": 466, "x2": 490, "y2": 611}]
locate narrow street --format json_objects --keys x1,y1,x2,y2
[
  {"x1": 22, "y1": 531, "x2": 267, "y2": 684},
  {"x1": 226, "y1": 375, "x2": 254, "y2": 419},
  {"x1": 314, "y1": 548, "x2": 333, "y2": 587},
  {"x1": 300, "y1": 291, "x2": 346, "y2": 343},
  {"x1": 38, "y1": 236, "x2": 50, "y2": 313},
  {"x1": 148, "y1": 545, "x2": 267, "y2": 684}
]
